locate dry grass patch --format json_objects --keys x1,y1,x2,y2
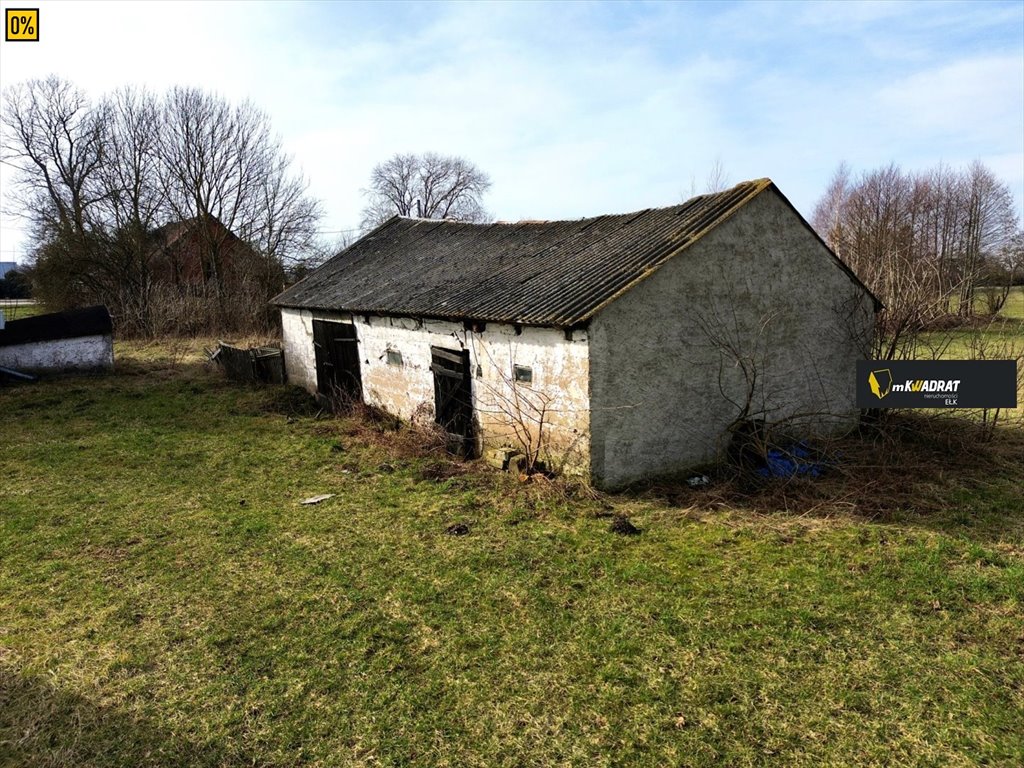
[{"x1": 635, "y1": 413, "x2": 1024, "y2": 540}]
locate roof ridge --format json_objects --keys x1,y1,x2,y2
[
  {"x1": 389, "y1": 179, "x2": 773, "y2": 230},
  {"x1": 271, "y1": 178, "x2": 817, "y2": 326}
]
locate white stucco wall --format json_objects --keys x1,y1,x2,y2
[
  {"x1": 588, "y1": 187, "x2": 876, "y2": 488},
  {"x1": 281, "y1": 308, "x2": 591, "y2": 472},
  {"x1": 0, "y1": 334, "x2": 114, "y2": 373}
]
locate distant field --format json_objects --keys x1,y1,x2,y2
[
  {"x1": 0, "y1": 300, "x2": 44, "y2": 321},
  {"x1": 918, "y1": 316, "x2": 1024, "y2": 362},
  {"x1": 949, "y1": 285, "x2": 1024, "y2": 321},
  {"x1": 1, "y1": 340, "x2": 1022, "y2": 767},
  {"x1": 983, "y1": 285, "x2": 1024, "y2": 320},
  {"x1": 916, "y1": 289, "x2": 1024, "y2": 422}
]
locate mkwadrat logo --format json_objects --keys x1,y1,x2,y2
[
  {"x1": 867, "y1": 369, "x2": 892, "y2": 400},
  {"x1": 892, "y1": 378, "x2": 961, "y2": 394},
  {"x1": 868, "y1": 369, "x2": 962, "y2": 401},
  {"x1": 858, "y1": 360, "x2": 1015, "y2": 409}
]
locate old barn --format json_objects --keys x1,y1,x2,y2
[{"x1": 274, "y1": 179, "x2": 878, "y2": 488}]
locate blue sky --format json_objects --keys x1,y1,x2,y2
[{"x1": 1, "y1": 0, "x2": 1022, "y2": 262}]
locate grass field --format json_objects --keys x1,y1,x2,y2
[
  {"x1": 915, "y1": 287, "x2": 1024, "y2": 423},
  {"x1": 2, "y1": 340, "x2": 1022, "y2": 766},
  {"x1": 977, "y1": 285, "x2": 1024, "y2": 320},
  {"x1": 0, "y1": 300, "x2": 44, "y2": 321}
]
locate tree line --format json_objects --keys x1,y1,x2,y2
[
  {"x1": 1, "y1": 77, "x2": 495, "y2": 336},
  {"x1": 3, "y1": 75, "x2": 1020, "y2": 345},
  {"x1": 0, "y1": 267, "x2": 30, "y2": 299},
  {"x1": 2, "y1": 76, "x2": 321, "y2": 335},
  {"x1": 812, "y1": 161, "x2": 1022, "y2": 352}
]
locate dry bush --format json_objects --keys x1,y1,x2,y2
[
  {"x1": 135, "y1": 281, "x2": 280, "y2": 338},
  {"x1": 333, "y1": 401, "x2": 452, "y2": 461},
  {"x1": 641, "y1": 412, "x2": 1022, "y2": 521},
  {"x1": 317, "y1": 395, "x2": 599, "y2": 514}
]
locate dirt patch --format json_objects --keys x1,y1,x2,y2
[
  {"x1": 79, "y1": 540, "x2": 142, "y2": 562},
  {"x1": 258, "y1": 386, "x2": 321, "y2": 417},
  {"x1": 609, "y1": 515, "x2": 641, "y2": 536},
  {"x1": 417, "y1": 460, "x2": 472, "y2": 483}
]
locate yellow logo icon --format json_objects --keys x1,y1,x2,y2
[
  {"x1": 868, "y1": 369, "x2": 892, "y2": 400},
  {"x1": 5, "y1": 8, "x2": 39, "y2": 41}
]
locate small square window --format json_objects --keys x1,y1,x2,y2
[
  {"x1": 513, "y1": 365, "x2": 533, "y2": 384},
  {"x1": 386, "y1": 349, "x2": 403, "y2": 366}
]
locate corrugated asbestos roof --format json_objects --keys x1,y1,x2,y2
[{"x1": 274, "y1": 178, "x2": 875, "y2": 326}]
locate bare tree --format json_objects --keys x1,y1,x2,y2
[
  {"x1": 1000, "y1": 231, "x2": 1024, "y2": 286},
  {"x1": 682, "y1": 158, "x2": 734, "y2": 200},
  {"x1": 1, "y1": 76, "x2": 110, "y2": 309},
  {"x1": 98, "y1": 87, "x2": 165, "y2": 232},
  {"x1": 360, "y1": 152, "x2": 491, "y2": 230},
  {"x1": 1, "y1": 76, "x2": 106, "y2": 237},
  {"x1": 704, "y1": 156, "x2": 731, "y2": 194},
  {"x1": 160, "y1": 88, "x2": 320, "y2": 272},
  {"x1": 3, "y1": 77, "x2": 322, "y2": 335},
  {"x1": 252, "y1": 152, "x2": 322, "y2": 271},
  {"x1": 978, "y1": 229, "x2": 1024, "y2": 315},
  {"x1": 1, "y1": 80, "x2": 168, "y2": 322},
  {"x1": 811, "y1": 162, "x2": 851, "y2": 252},
  {"x1": 812, "y1": 160, "x2": 1020, "y2": 357},
  {"x1": 955, "y1": 161, "x2": 1018, "y2": 317},
  {"x1": 160, "y1": 88, "x2": 267, "y2": 296},
  {"x1": 93, "y1": 87, "x2": 167, "y2": 334},
  {"x1": 157, "y1": 86, "x2": 321, "y2": 328}
]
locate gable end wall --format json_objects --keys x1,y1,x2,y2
[{"x1": 588, "y1": 188, "x2": 875, "y2": 488}]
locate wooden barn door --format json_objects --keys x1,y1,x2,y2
[
  {"x1": 312, "y1": 320, "x2": 362, "y2": 404},
  {"x1": 430, "y1": 346, "x2": 476, "y2": 458}
]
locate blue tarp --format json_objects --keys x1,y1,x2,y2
[{"x1": 755, "y1": 442, "x2": 830, "y2": 479}]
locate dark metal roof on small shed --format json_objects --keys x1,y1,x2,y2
[
  {"x1": 0, "y1": 306, "x2": 113, "y2": 348},
  {"x1": 274, "y1": 179, "x2": 877, "y2": 326}
]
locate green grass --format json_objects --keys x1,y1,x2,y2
[
  {"x1": 950, "y1": 285, "x2": 1024, "y2": 321},
  {"x1": 915, "y1": 290, "x2": 1024, "y2": 422},
  {"x1": 980, "y1": 285, "x2": 1024, "y2": 320},
  {"x1": 1, "y1": 342, "x2": 1023, "y2": 766},
  {"x1": 0, "y1": 300, "x2": 44, "y2": 321}
]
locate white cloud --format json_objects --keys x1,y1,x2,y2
[
  {"x1": 877, "y1": 55, "x2": 1024, "y2": 146},
  {"x1": 1, "y1": 0, "x2": 1021, "y2": 262}
]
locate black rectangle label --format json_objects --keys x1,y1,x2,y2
[{"x1": 856, "y1": 360, "x2": 1017, "y2": 409}]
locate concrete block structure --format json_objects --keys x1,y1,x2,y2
[{"x1": 275, "y1": 180, "x2": 878, "y2": 488}]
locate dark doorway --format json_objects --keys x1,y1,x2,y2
[
  {"x1": 430, "y1": 346, "x2": 476, "y2": 458},
  {"x1": 312, "y1": 320, "x2": 362, "y2": 404}
]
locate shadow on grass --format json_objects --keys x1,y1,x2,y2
[
  {"x1": 0, "y1": 667, "x2": 247, "y2": 768},
  {"x1": 114, "y1": 358, "x2": 214, "y2": 380}
]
